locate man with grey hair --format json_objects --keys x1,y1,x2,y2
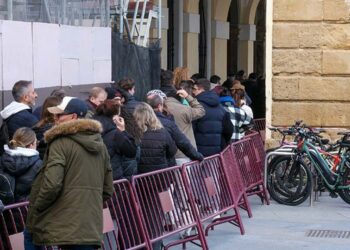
[{"x1": 0, "y1": 80, "x2": 38, "y2": 138}]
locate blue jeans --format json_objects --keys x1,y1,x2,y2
[{"x1": 23, "y1": 228, "x2": 43, "y2": 250}]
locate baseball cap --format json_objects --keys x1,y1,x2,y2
[{"x1": 48, "y1": 96, "x2": 88, "y2": 118}]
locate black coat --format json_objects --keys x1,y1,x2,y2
[
  {"x1": 155, "y1": 111, "x2": 203, "y2": 165},
  {"x1": 93, "y1": 115, "x2": 137, "y2": 180},
  {"x1": 193, "y1": 91, "x2": 233, "y2": 157},
  {"x1": 33, "y1": 123, "x2": 54, "y2": 159},
  {"x1": 138, "y1": 128, "x2": 177, "y2": 174},
  {"x1": 6, "y1": 110, "x2": 38, "y2": 139},
  {"x1": 0, "y1": 149, "x2": 42, "y2": 202}
]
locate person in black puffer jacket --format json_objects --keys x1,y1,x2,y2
[
  {"x1": 146, "y1": 91, "x2": 203, "y2": 166},
  {"x1": 93, "y1": 100, "x2": 138, "y2": 180},
  {"x1": 133, "y1": 102, "x2": 177, "y2": 174},
  {"x1": 192, "y1": 79, "x2": 233, "y2": 157},
  {"x1": 0, "y1": 127, "x2": 42, "y2": 204}
]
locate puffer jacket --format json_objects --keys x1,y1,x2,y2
[
  {"x1": 138, "y1": 128, "x2": 177, "y2": 174},
  {"x1": 33, "y1": 123, "x2": 54, "y2": 159},
  {"x1": 26, "y1": 119, "x2": 114, "y2": 247},
  {"x1": 0, "y1": 101, "x2": 38, "y2": 139},
  {"x1": 93, "y1": 115, "x2": 137, "y2": 180},
  {"x1": 193, "y1": 91, "x2": 233, "y2": 157},
  {"x1": 155, "y1": 111, "x2": 203, "y2": 165},
  {"x1": 0, "y1": 145, "x2": 42, "y2": 202}
]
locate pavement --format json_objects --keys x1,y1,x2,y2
[{"x1": 166, "y1": 193, "x2": 350, "y2": 250}]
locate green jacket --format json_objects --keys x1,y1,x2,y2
[{"x1": 26, "y1": 119, "x2": 114, "y2": 247}]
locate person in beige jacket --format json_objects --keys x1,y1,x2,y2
[{"x1": 160, "y1": 70, "x2": 205, "y2": 165}]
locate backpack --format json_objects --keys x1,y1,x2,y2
[{"x1": 0, "y1": 121, "x2": 9, "y2": 156}]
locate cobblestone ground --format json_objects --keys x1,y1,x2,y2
[{"x1": 165, "y1": 193, "x2": 350, "y2": 250}]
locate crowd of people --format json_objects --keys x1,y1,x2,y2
[{"x1": 0, "y1": 68, "x2": 262, "y2": 250}]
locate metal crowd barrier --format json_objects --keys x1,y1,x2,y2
[
  {"x1": 0, "y1": 201, "x2": 29, "y2": 250},
  {"x1": 231, "y1": 138, "x2": 270, "y2": 205},
  {"x1": 1, "y1": 134, "x2": 273, "y2": 250},
  {"x1": 104, "y1": 179, "x2": 149, "y2": 250},
  {"x1": 246, "y1": 131, "x2": 266, "y2": 170},
  {"x1": 253, "y1": 118, "x2": 266, "y2": 141},
  {"x1": 131, "y1": 166, "x2": 208, "y2": 250},
  {"x1": 183, "y1": 155, "x2": 246, "y2": 235},
  {"x1": 220, "y1": 145, "x2": 252, "y2": 219}
]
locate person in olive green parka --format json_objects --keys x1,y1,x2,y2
[{"x1": 26, "y1": 97, "x2": 114, "y2": 249}]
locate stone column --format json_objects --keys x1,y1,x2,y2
[
  {"x1": 183, "y1": 0, "x2": 200, "y2": 75},
  {"x1": 237, "y1": 24, "x2": 256, "y2": 74},
  {"x1": 211, "y1": 0, "x2": 231, "y2": 79},
  {"x1": 211, "y1": 20, "x2": 230, "y2": 79}
]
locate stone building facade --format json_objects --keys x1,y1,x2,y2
[{"x1": 269, "y1": 0, "x2": 350, "y2": 132}]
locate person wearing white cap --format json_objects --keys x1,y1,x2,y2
[{"x1": 26, "y1": 96, "x2": 114, "y2": 250}]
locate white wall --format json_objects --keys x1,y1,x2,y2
[{"x1": 0, "y1": 20, "x2": 111, "y2": 91}]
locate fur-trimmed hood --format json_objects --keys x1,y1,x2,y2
[{"x1": 44, "y1": 119, "x2": 104, "y2": 154}]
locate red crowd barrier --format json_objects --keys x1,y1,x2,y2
[
  {"x1": 245, "y1": 131, "x2": 266, "y2": 170},
  {"x1": 1, "y1": 133, "x2": 270, "y2": 250},
  {"x1": 231, "y1": 138, "x2": 270, "y2": 205},
  {"x1": 253, "y1": 118, "x2": 266, "y2": 141},
  {"x1": 132, "y1": 166, "x2": 208, "y2": 250},
  {"x1": 220, "y1": 145, "x2": 252, "y2": 219},
  {"x1": 0, "y1": 201, "x2": 29, "y2": 250},
  {"x1": 104, "y1": 179, "x2": 149, "y2": 250},
  {"x1": 183, "y1": 155, "x2": 246, "y2": 235}
]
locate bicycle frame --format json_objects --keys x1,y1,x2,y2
[{"x1": 300, "y1": 140, "x2": 350, "y2": 191}]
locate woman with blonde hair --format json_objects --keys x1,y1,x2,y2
[
  {"x1": 0, "y1": 127, "x2": 42, "y2": 204},
  {"x1": 133, "y1": 102, "x2": 177, "y2": 174}
]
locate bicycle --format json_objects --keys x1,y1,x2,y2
[{"x1": 267, "y1": 126, "x2": 350, "y2": 206}]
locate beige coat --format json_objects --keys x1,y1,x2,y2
[{"x1": 165, "y1": 96, "x2": 205, "y2": 158}]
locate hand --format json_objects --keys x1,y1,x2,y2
[
  {"x1": 176, "y1": 89, "x2": 189, "y2": 99},
  {"x1": 113, "y1": 115, "x2": 125, "y2": 131}
]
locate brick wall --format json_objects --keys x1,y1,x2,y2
[{"x1": 272, "y1": 0, "x2": 350, "y2": 127}]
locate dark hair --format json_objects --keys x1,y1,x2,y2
[
  {"x1": 12, "y1": 80, "x2": 32, "y2": 101},
  {"x1": 95, "y1": 99, "x2": 121, "y2": 117},
  {"x1": 222, "y1": 78, "x2": 234, "y2": 89},
  {"x1": 36, "y1": 96, "x2": 60, "y2": 128},
  {"x1": 219, "y1": 87, "x2": 231, "y2": 97},
  {"x1": 50, "y1": 88, "x2": 66, "y2": 101},
  {"x1": 121, "y1": 106, "x2": 143, "y2": 143},
  {"x1": 179, "y1": 80, "x2": 194, "y2": 96},
  {"x1": 118, "y1": 78, "x2": 135, "y2": 91},
  {"x1": 191, "y1": 73, "x2": 204, "y2": 81},
  {"x1": 160, "y1": 69, "x2": 174, "y2": 87},
  {"x1": 146, "y1": 94, "x2": 163, "y2": 109},
  {"x1": 210, "y1": 75, "x2": 221, "y2": 84},
  {"x1": 195, "y1": 78, "x2": 211, "y2": 91},
  {"x1": 249, "y1": 72, "x2": 258, "y2": 80}
]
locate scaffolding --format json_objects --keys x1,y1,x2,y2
[
  {"x1": 0, "y1": 0, "x2": 162, "y2": 46},
  {"x1": 111, "y1": 0, "x2": 161, "y2": 47}
]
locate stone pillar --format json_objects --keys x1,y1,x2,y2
[
  {"x1": 211, "y1": 20, "x2": 230, "y2": 79},
  {"x1": 211, "y1": 0, "x2": 231, "y2": 79},
  {"x1": 183, "y1": 0, "x2": 200, "y2": 75},
  {"x1": 237, "y1": 24, "x2": 256, "y2": 74}
]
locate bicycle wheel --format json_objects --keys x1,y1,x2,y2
[
  {"x1": 267, "y1": 156, "x2": 312, "y2": 206},
  {"x1": 338, "y1": 161, "x2": 350, "y2": 205}
]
